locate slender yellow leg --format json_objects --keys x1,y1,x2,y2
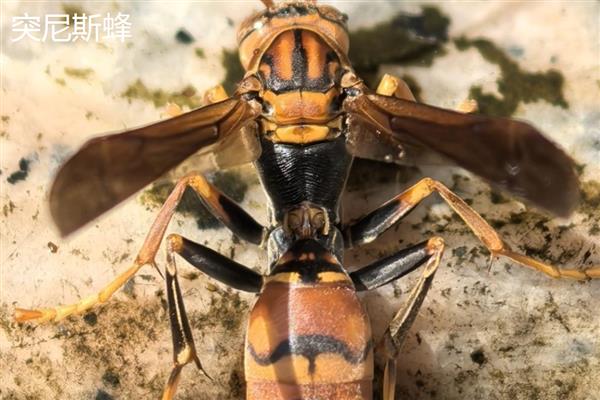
[
  {"x1": 379, "y1": 237, "x2": 444, "y2": 400},
  {"x1": 14, "y1": 173, "x2": 227, "y2": 323},
  {"x1": 393, "y1": 178, "x2": 599, "y2": 280}
]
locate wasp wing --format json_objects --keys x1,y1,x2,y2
[
  {"x1": 344, "y1": 92, "x2": 580, "y2": 217},
  {"x1": 50, "y1": 97, "x2": 260, "y2": 236}
]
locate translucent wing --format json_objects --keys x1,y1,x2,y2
[
  {"x1": 344, "y1": 91, "x2": 580, "y2": 217},
  {"x1": 50, "y1": 97, "x2": 260, "y2": 236}
]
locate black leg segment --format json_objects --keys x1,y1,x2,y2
[
  {"x1": 170, "y1": 234, "x2": 263, "y2": 293},
  {"x1": 350, "y1": 240, "x2": 432, "y2": 291}
]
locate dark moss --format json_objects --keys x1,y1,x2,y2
[
  {"x1": 454, "y1": 37, "x2": 568, "y2": 117},
  {"x1": 95, "y1": 389, "x2": 114, "y2": 400},
  {"x1": 579, "y1": 180, "x2": 600, "y2": 215},
  {"x1": 122, "y1": 79, "x2": 202, "y2": 109},
  {"x1": 2, "y1": 201, "x2": 15, "y2": 217},
  {"x1": 349, "y1": 6, "x2": 450, "y2": 86},
  {"x1": 211, "y1": 170, "x2": 249, "y2": 203},
  {"x1": 195, "y1": 48, "x2": 205, "y2": 58},
  {"x1": 7, "y1": 157, "x2": 31, "y2": 184},
  {"x1": 139, "y1": 171, "x2": 249, "y2": 230},
  {"x1": 64, "y1": 67, "x2": 93, "y2": 79},
  {"x1": 62, "y1": 3, "x2": 85, "y2": 18},
  {"x1": 182, "y1": 271, "x2": 200, "y2": 281},
  {"x1": 574, "y1": 162, "x2": 586, "y2": 177},
  {"x1": 490, "y1": 190, "x2": 510, "y2": 204},
  {"x1": 102, "y1": 370, "x2": 121, "y2": 387},
  {"x1": 175, "y1": 29, "x2": 195, "y2": 44},
  {"x1": 452, "y1": 246, "x2": 468, "y2": 259},
  {"x1": 191, "y1": 289, "x2": 249, "y2": 332},
  {"x1": 346, "y1": 158, "x2": 420, "y2": 191},
  {"x1": 228, "y1": 367, "x2": 246, "y2": 398},
  {"x1": 47, "y1": 241, "x2": 59, "y2": 253},
  {"x1": 471, "y1": 349, "x2": 487, "y2": 366},
  {"x1": 83, "y1": 312, "x2": 97, "y2": 326},
  {"x1": 221, "y1": 49, "x2": 245, "y2": 94}
]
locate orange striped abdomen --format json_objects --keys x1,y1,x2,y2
[{"x1": 244, "y1": 279, "x2": 373, "y2": 400}]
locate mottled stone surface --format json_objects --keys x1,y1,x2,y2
[{"x1": 1, "y1": 2, "x2": 599, "y2": 400}]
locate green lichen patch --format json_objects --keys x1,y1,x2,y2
[
  {"x1": 195, "y1": 48, "x2": 206, "y2": 59},
  {"x1": 221, "y1": 49, "x2": 244, "y2": 94},
  {"x1": 579, "y1": 180, "x2": 600, "y2": 216},
  {"x1": 349, "y1": 6, "x2": 450, "y2": 87},
  {"x1": 3, "y1": 200, "x2": 16, "y2": 217},
  {"x1": 139, "y1": 171, "x2": 249, "y2": 230},
  {"x1": 64, "y1": 67, "x2": 94, "y2": 79},
  {"x1": 346, "y1": 159, "x2": 420, "y2": 192},
  {"x1": 454, "y1": 37, "x2": 568, "y2": 117},
  {"x1": 121, "y1": 80, "x2": 203, "y2": 109}
]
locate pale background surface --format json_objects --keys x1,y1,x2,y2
[{"x1": 1, "y1": 1, "x2": 599, "y2": 399}]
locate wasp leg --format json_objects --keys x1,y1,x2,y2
[
  {"x1": 163, "y1": 85, "x2": 228, "y2": 119},
  {"x1": 376, "y1": 73, "x2": 478, "y2": 113},
  {"x1": 15, "y1": 173, "x2": 266, "y2": 323},
  {"x1": 351, "y1": 239, "x2": 441, "y2": 291},
  {"x1": 203, "y1": 84, "x2": 229, "y2": 104},
  {"x1": 161, "y1": 233, "x2": 262, "y2": 399},
  {"x1": 376, "y1": 74, "x2": 416, "y2": 101},
  {"x1": 164, "y1": 235, "x2": 260, "y2": 399},
  {"x1": 168, "y1": 85, "x2": 229, "y2": 118},
  {"x1": 375, "y1": 237, "x2": 444, "y2": 400},
  {"x1": 166, "y1": 234, "x2": 262, "y2": 292},
  {"x1": 162, "y1": 235, "x2": 205, "y2": 400},
  {"x1": 344, "y1": 177, "x2": 599, "y2": 280}
]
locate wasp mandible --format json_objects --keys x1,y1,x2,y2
[{"x1": 15, "y1": 1, "x2": 600, "y2": 399}]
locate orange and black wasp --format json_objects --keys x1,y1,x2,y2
[{"x1": 15, "y1": 1, "x2": 599, "y2": 399}]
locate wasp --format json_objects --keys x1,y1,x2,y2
[{"x1": 15, "y1": 1, "x2": 600, "y2": 399}]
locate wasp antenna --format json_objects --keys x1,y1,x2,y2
[{"x1": 261, "y1": 0, "x2": 275, "y2": 9}]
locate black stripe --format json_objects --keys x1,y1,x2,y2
[
  {"x1": 258, "y1": 30, "x2": 341, "y2": 94},
  {"x1": 248, "y1": 334, "x2": 372, "y2": 374},
  {"x1": 292, "y1": 30, "x2": 308, "y2": 88},
  {"x1": 272, "y1": 239, "x2": 344, "y2": 283}
]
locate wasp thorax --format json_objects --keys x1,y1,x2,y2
[{"x1": 283, "y1": 202, "x2": 330, "y2": 239}]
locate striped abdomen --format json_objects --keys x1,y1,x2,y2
[{"x1": 245, "y1": 240, "x2": 373, "y2": 400}]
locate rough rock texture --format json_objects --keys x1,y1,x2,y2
[{"x1": 1, "y1": 2, "x2": 599, "y2": 399}]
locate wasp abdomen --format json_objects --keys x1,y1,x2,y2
[{"x1": 245, "y1": 240, "x2": 373, "y2": 400}]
